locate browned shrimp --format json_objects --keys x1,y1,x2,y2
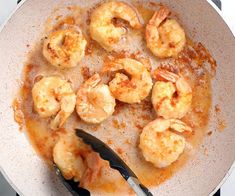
[
  {"x1": 90, "y1": 1, "x2": 142, "y2": 51},
  {"x1": 146, "y1": 7, "x2": 186, "y2": 58}
]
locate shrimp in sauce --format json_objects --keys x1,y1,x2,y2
[
  {"x1": 53, "y1": 133, "x2": 102, "y2": 184},
  {"x1": 90, "y1": 1, "x2": 142, "y2": 51},
  {"x1": 102, "y1": 58, "x2": 153, "y2": 104},
  {"x1": 32, "y1": 76, "x2": 76, "y2": 130},
  {"x1": 76, "y1": 74, "x2": 116, "y2": 124},
  {"x1": 152, "y1": 69, "x2": 192, "y2": 119},
  {"x1": 146, "y1": 6, "x2": 186, "y2": 58},
  {"x1": 43, "y1": 29, "x2": 87, "y2": 68},
  {"x1": 139, "y1": 118, "x2": 192, "y2": 168}
]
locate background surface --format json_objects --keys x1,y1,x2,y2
[{"x1": 0, "y1": 0, "x2": 234, "y2": 195}]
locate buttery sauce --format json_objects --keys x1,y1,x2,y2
[
  {"x1": 13, "y1": 2, "x2": 216, "y2": 195},
  {"x1": 214, "y1": 104, "x2": 226, "y2": 132}
]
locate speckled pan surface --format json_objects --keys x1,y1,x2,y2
[{"x1": 0, "y1": 0, "x2": 234, "y2": 195}]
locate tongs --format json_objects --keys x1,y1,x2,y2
[{"x1": 54, "y1": 129, "x2": 153, "y2": 196}]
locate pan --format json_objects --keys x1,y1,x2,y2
[{"x1": 0, "y1": 0, "x2": 234, "y2": 195}]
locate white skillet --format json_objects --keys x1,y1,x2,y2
[{"x1": 0, "y1": 0, "x2": 234, "y2": 195}]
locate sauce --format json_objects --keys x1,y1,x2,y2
[
  {"x1": 54, "y1": 16, "x2": 75, "y2": 30},
  {"x1": 135, "y1": 5, "x2": 154, "y2": 24},
  {"x1": 214, "y1": 104, "x2": 226, "y2": 131},
  {"x1": 12, "y1": 98, "x2": 24, "y2": 131},
  {"x1": 13, "y1": 2, "x2": 216, "y2": 195}
]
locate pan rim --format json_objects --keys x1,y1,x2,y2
[
  {"x1": 0, "y1": 1, "x2": 28, "y2": 194},
  {"x1": 209, "y1": 163, "x2": 235, "y2": 195}
]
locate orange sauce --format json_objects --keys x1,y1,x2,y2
[
  {"x1": 54, "y1": 16, "x2": 75, "y2": 30},
  {"x1": 135, "y1": 5, "x2": 154, "y2": 24},
  {"x1": 214, "y1": 104, "x2": 226, "y2": 131},
  {"x1": 12, "y1": 98, "x2": 25, "y2": 131},
  {"x1": 81, "y1": 66, "x2": 92, "y2": 81},
  {"x1": 217, "y1": 120, "x2": 226, "y2": 131}
]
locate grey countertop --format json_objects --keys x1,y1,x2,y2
[{"x1": 0, "y1": 172, "x2": 16, "y2": 196}]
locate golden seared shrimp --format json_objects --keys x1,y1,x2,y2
[
  {"x1": 53, "y1": 134, "x2": 102, "y2": 182},
  {"x1": 102, "y1": 58, "x2": 153, "y2": 104},
  {"x1": 80, "y1": 152, "x2": 103, "y2": 187},
  {"x1": 76, "y1": 74, "x2": 116, "y2": 124},
  {"x1": 32, "y1": 76, "x2": 76, "y2": 130},
  {"x1": 90, "y1": 1, "x2": 142, "y2": 51},
  {"x1": 43, "y1": 29, "x2": 87, "y2": 68},
  {"x1": 152, "y1": 69, "x2": 192, "y2": 119},
  {"x1": 139, "y1": 118, "x2": 192, "y2": 168},
  {"x1": 146, "y1": 6, "x2": 186, "y2": 58}
]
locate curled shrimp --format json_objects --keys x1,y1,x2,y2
[
  {"x1": 90, "y1": 1, "x2": 142, "y2": 51},
  {"x1": 146, "y1": 6, "x2": 186, "y2": 58},
  {"x1": 102, "y1": 58, "x2": 153, "y2": 104},
  {"x1": 43, "y1": 29, "x2": 87, "y2": 68},
  {"x1": 53, "y1": 133, "x2": 102, "y2": 183},
  {"x1": 32, "y1": 76, "x2": 76, "y2": 130},
  {"x1": 76, "y1": 74, "x2": 116, "y2": 124},
  {"x1": 139, "y1": 118, "x2": 192, "y2": 168},
  {"x1": 152, "y1": 69, "x2": 192, "y2": 119}
]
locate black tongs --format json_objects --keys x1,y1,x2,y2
[
  {"x1": 54, "y1": 129, "x2": 153, "y2": 196},
  {"x1": 76, "y1": 129, "x2": 152, "y2": 196},
  {"x1": 54, "y1": 164, "x2": 90, "y2": 196}
]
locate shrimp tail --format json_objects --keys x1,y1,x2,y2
[
  {"x1": 101, "y1": 61, "x2": 124, "y2": 73},
  {"x1": 149, "y1": 7, "x2": 170, "y2": 27},
  {"x1": 170, "y1": 119, "x2": 192, "y2": 133},
  {"x1": 153, "y1": 69, "x2": 179, "y2": 83},
  {"x1": 83, "y1": 73, "x2": 101, "y2": 88},
  {"x1": 145, "y1": 7, "x2": 170, "y2": 50}
]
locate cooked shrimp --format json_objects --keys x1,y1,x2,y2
[
  {"x1": 43, "y1": 29, "x2": 87, "y2": 68},
  {"x1": 32, "y1": 76, "x2": 76, "y2": 130},
  {"x1": 146, "y1": 6, "x2": 186, "y2": 58},
  {"x1": 139, "y1": 118, "x2": 192, "y2": 168},
  {"x1": 53, "y1": 135, "x2": 86, "y2": 181},
  {"x1": 53, "y1": 134, "x2": 102, "y2": 183},
  {"x1": 102, "y1": 58, "x2": 153, "y2": 103},
  {"x1": 76, "y1": 74, "x2": 116, "y2": 124},
  {"x1": 152, "y1": 69, "x2": 192, "y2": 119},
  {"x1": 80, "y1": 152, "x2": 103, "y2": 187},
  {"x1": 90, "y1": 1, "x2": 142, "y2": 51}
]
